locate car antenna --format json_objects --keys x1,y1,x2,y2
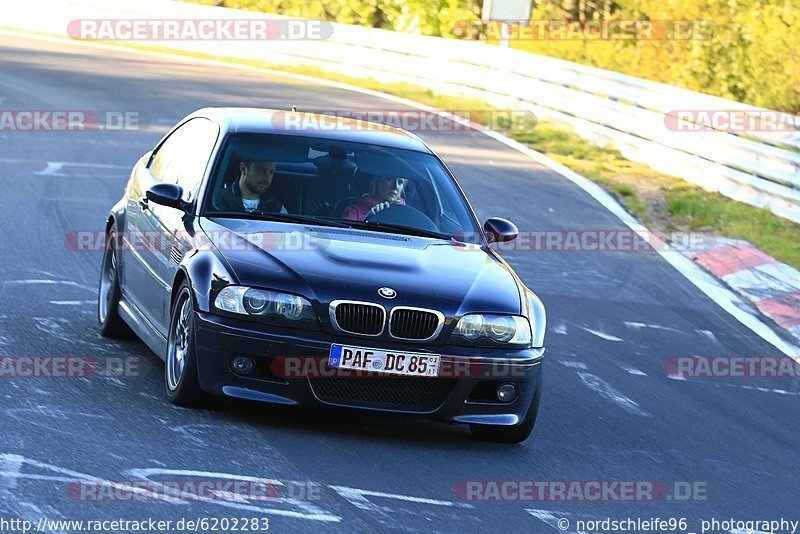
[{"x1": 291, "y1": 105, "x2": 297, "y2": 112}]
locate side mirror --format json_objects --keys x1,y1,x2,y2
[
  {"x1": 483, "y1": 217, "x2": 518, "y2": 243},
  {"x1": 146, "y1": 183, "x2": 188, "y2": 211}
]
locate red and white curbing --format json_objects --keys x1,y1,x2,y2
[{"x1": 687, "y1": 240, "x2": 800, "y2": 341}]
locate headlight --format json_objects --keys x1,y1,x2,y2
[
  {"x1": 525, "y1": 290, "x2": 546, "y2": 348},
  {"x1": 451, "y1": 314, "x2": 531, "y2": 346},
  {"x1": 215, "y1": 286, "x2": 316, "y2": 323}
]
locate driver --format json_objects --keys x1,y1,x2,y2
[
  {"x1": 216, "y1": 159, "x2": 287, "y2": 214},
  {"x1": 341, "y1": 176, "x2": 407, "y2": 221}
]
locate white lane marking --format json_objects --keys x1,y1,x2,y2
[
  {"x1": 1, "y1": 279, "x2": 94, "y2": 291},
  {"x1": 526, "y1": 509, "x2": 590, "y2": 533},
  {"x1": 696, "y1": 329, "x2": 719, "y2": 343},
  {"x1": 34, "y1": 162, "x2": 64, "y2": 176},
  {"x1": 48, "y1": 300, "x2": 94, "y2": 305},
  {"x1": 329, "y1": 485, "x2": 475, "y2": 529},
  {"x1": 577, "y1": 373, "x2": 651, "y2": 416},
  {"x1": 620, "y1": 365, "x2": 647, "y2": 376},
  {"x1": 723, "y1": 383, "x2": 800, "y2": 396},
  {"x1": 0, "y1": 453, "x2": 187, "y2": 511},
  {"x1": 552, "y1": 322, "x2": 567, "y2": 335},
  {"x1": 329, "y1": 486, "x2": 473, "y2": 510},
  {"x1": 0, "y1": 465, "x2": 68, "y2": 534},
  {"x1": 3, "y1": 408, "x2": 113, "y2": 435},
  {"x1": 0, "y1": 454, "x2": 24, "y2": 490},
  {"x1": 125, "y1": 468, "x2": 340, "y2": 522},
  {"x1": 172, "y1": 424, "x2": 214, "y2": 447},
  {"x1": 558, "y1": 361, "x2": 588, "y2": 369},
  {"x1": 624, "y1": 321, "x2": 681, "y2": 334},
  {"x1": 99, "y1": 377, "x2": 126, "y2": 387},
  {"x1": 32, "y1": 317, "x2": 74, "y2": 341},
  {"x1": 579, "y1": 327, "x2": 623, "y2": 342},
  {"x1": 2, "y1": 453, "x2": 487, "y2": 526},
  {"x1": 6, "y1": 29, "x2": 798, "y2": 361},
  {"x1": 6, "y1": 500, "x2": 68, "y2": 534}
]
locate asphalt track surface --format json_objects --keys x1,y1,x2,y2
[{"x1": 0, "y1": 35, "x2": 798, "y2": 533}]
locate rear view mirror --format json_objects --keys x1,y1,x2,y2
[
  {"x1": 146, "y1": 183, "x2": 188, "y2": 211},
  {"x1": 483, "y1": 217, "x2": 518, "y2": 243}
]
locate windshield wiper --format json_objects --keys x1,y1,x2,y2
[
  {"x1": 344, "y1": 219, "x2": 453, "y2": 240},
  {"x1": 206, "y1": 211, "x2": 352, "y2": 228}
]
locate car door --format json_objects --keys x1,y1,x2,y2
[{"x1": 124, "y1": 118, "x2": 218, "y2": 336}]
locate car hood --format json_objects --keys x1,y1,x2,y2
[{"x1": 200, "y1": 218, "x2": 522, "y2": 317}]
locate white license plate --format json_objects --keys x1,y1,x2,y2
[{"x1": 329, "y1": 344, "x2": 440, "y2": 377}]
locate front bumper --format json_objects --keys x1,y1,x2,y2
[{"x1": 194, "y1": 312, "x2": 544, "y2": 426}]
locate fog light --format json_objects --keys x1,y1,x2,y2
[
  {"x1": 231, "y1": 356, "x2": 255, "y2": 376},
  {"x1": 496, "y1": 382, "x2": 518, "y2": 402}
]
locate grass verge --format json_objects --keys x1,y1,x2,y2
[{"x1": 510, "y1": 123, "x2": 800, "y2": 269}]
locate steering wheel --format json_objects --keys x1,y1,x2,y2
[{"x1": 365, "y1": 204, "x2": 440, "y2": 233}]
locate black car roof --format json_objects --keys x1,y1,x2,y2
[{"x1": 190, "y1": 107, "x2": 434, "y2": 154}]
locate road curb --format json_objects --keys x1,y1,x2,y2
[{"x1": 688, "y1": 241, "x2": 800, "y2": 343}]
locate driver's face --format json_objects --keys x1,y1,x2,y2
[
  {"x1": 241, "y1": 161, "x2": 276, "y2": 193},
  {"x1": 375, "y1": 177, "x2": 406, "y2": 202}
]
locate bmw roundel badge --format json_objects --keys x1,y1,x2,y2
[{"x1": 378, "y1": 287, "x2": 397, "y2": 299}]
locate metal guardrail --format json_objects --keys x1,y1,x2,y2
[{"x1": 4, "y1": 0, "x2": 799, "y2": 222}]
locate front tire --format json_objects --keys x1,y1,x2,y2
[
  {"x1": 98, "y1": 225, "x2": 130, "y2": 338},
  {"x1": 470, "y1": 385, "x2": 541, "y2": 443},
  {"x1": 165, "y1": 282, "x2": 206, "y2": 406}
]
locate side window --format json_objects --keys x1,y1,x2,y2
[
  {"x1": 148, "y1": 118, "x2": 218, "y2": 201},
  {"x1": 148, "y1": 133, "x2": 178, "y2": 183}
]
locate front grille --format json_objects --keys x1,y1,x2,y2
[
  {"x1": 309, "y1": 375, "x2": 455, "y2": 411},
  {"x1": 332, "y1": 302, "x2": 385, "y2": 336},
  {"x1": 390, "y1": 308, "x2": 441, "y2": 340}
]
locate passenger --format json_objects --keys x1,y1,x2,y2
[
  {"x1": 341, "y1": 176, "x2": 407, "y2": 221},
  {"x1": 216, "y1": 159, "x2": 287, "y2": 214}
]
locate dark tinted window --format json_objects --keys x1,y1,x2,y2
[
  {"x1": 149, "y1": 118, "x2": 218, "y2": 201},
  {"x1": 204, "y1": 133, "x2": 481, "y2": 240}
]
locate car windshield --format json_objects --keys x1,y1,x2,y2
[{"x1": 203, "y1": 133, "x2": 482, "y2": 242}]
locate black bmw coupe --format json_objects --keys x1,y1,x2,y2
[{"x1": 98, "y1": 108, "x2": 545, "y2": 442}]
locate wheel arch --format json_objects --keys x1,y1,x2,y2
[
  {"x1": 171, "y1": 269, "x2": 189, "y2": 309},
  {"x1": 176, "y1": 249, "x2": 237, "y2": 314}
]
